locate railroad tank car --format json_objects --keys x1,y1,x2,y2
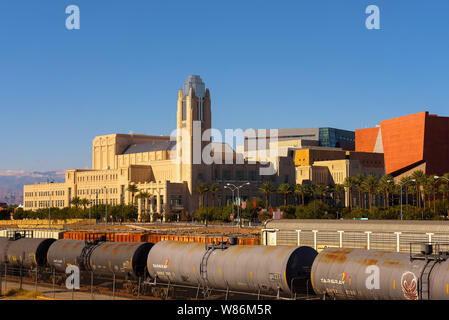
[
  {"x1": 0, "y1": 237, "x2": 8, "y2": 263},
  {"x1": 427, "y1": 259, "x2": 449, "y2": 300},
  {"x1": 311, "y1": 247, "x2": 449, "y2": 300},
  {"x1": 147, "y1": 241, "x2": 206, "y2": 286},
  {"x1": 147, "y1": 240, "x2": 317, "y2": 297},
  {"x1": 0, "y1": 237, "x2": 10, "y2": 263},
  {"x1": 89, "y1": 241, "x2": 153, "y2": 278},
  {"x1": 47, "y1": 239, "x2": 153, "y2": 278},
  {"x1": 47, "y1": 239, "x2": 86, "y2": 272},
  {"x1": 0, "y1": 237, "x2": 56, "y2": 268}
]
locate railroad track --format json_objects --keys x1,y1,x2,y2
[{"x1": 1, "y1": 272, "x2": 162, "y2": 300}]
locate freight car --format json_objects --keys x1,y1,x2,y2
[
  {"x1": 147, "y1": 240, "x2": 318, "y2": 298},
  {"x1": 311, "y1": 244, "x2": 449, "y2": 300},
  {"x1": 0, "y1": 236, "x2": 56, "y2": 268},
  {"x1": 47, "y1": 239, "x2": 153, "y2": 278},
  {"x1": 4, "y1": 232, "x2": 449, "y2": 300}
]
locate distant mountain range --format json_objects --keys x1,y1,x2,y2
[{"x1": 0, "y1": 170, "x2": 65, "y2": 205}]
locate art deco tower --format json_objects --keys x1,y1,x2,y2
[{"x1": 176, "y1": 75, "x2": 212, "y2": 211}]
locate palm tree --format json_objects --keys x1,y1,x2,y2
[
  {"x1": 400, "y1": 176, "x2": 413, "y2": 208},
  {"x1": 425, "y1": 176, "x2": 437, "y2": 213},
  {"x1": 423, "y1": 179, "x2": 433, "y2": 212},
  {"x1": 127, "y1": 184, "x2": 139, "y2": 206},
  {"x1": 258, "y1": 182, "x2": 275, "y2": 209},
  {"x1": 313, "y1": 184, "x2": 327, "y2": 203},
  {"x1": 137, "y1": 191, "x2": 150, "y2": 221},
  {"x1": 80, "y1": 198, "x2": 90, "y2": 212},
  {"x1": 278, "y1": 183, "x2": 292, "y2": 206},
  {"x1": 411, "y1": 170, "x2": 426, "y2": 209},
  {"x1": 71, "y1": 197, "x2": 81, "y2": 211},
  {"x1": 195, "y1": 183, "x2": 208, "y2": 209},
  {"x1": 333, "y1": 184, "x2": 345, "y2": 208},
  {"x1": 439, "y1": 183, "x2": 449, "y2": 217},
  {"x1": 408, "y1": 184, "x2": 417, "y2": 207},
  {"x1": 343, "y1": 177, "x2": 355, "y2": 209},
  {"x1": 379, "y1": 175, "x2": 394, "y2": 208},
  {"x1": 294, "y1": 184, "x2": 310, "y2": 206},
  {"x1": 352, "y1": 174, "x2": 365, "y2": 208},
  {"x1": 208, "y1": 183, "x2": 220, "y2": 208},
  {"x1": 362, "y1": 175, "x2": 379, "y2": 209}
]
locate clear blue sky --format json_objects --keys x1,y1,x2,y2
[{"x1": 1, "y1": 0, "x2": 448, "y2": 172}]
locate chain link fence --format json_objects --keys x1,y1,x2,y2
[{"x1": 0, "y1": 264, "x2": 151, "y2": 300}]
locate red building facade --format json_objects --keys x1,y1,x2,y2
[{"x1": 356, "y1": 112, "x2": 449, "y2": 176}]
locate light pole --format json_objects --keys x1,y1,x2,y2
[
  {"x1": 95, "y1": 190, "x2": 99, "y2": 222},
  {"x1": 47, "y1": 178, "x2": 54, "y2": 230},
  {"x1": 224, "y1": 185, "x2": 235, "y2": 233},
  {"x1": 225, "y1": 182, "x2": 250, "y2": 233},
  {"x1": 89, "y1": 192, "x2": 92, "y2": 226},
  {"x1": 104, "y1": 186, "x2": 108, "y2": 225},
  {"x1": 388, "y1": 179, "x2": 416, "y2": 220},
  {"x1": 434, "y1": 176, "x2": 449, "y2": 218}
]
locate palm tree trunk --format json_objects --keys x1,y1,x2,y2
[
  {"x1": 417, "y1": 186, "x2": 421, "y2": 208},
  {"x1": 369, "y1": 192, "x2": 372, "y2": 209},
  {"x1": 349, "y1": 190, "x2": 352, "y2": 210},
  {"x1": 387, "y1": 191, "x2": 390, "y2": 208},
  {"x1": 405, "y1": 188, "x2": 408, "y2": 214},
  {"x1": 433, "y1": 190, "x2": 437, "y2": 214}
]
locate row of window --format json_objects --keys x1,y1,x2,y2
[
  {"x1": 212, "y1": 169, "x2": 258, "y2": 181},
  {"x1": 25, "y1": 198, "x2": 122, "y2": 208},
  {"x1": 25, "y1": 190, "x2": 66, "y2": 198},
  {"x1": 77, "y1": 174, "x2": 119, "y2": 183},
  {"x1": 27, "y1": 200, "x2": 66, "y2": 208},
  {"x1": 91, "y1": 198, "x2": 119, "y2": 205},
  {"x1": 77, "y1": 188, "x2": 118, "y2": 196}
]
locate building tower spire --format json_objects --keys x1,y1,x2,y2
[{"x1": 176, "y1": 75, "x2": 212, "y2": 212}]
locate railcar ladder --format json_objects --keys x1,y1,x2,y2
[
  {"x1": 199, "y1": 247, "x2": 214, "y2": 282},
  {"x1": 419, "y1": 259, "x2": 437, "y2": 300},
  {"x1": 200, "y1": 242, "x2": 228, "y2": 284}
]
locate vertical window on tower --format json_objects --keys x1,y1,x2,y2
[
  {"x1": 198, "y1": 99, "x2": 203, "y2": 121},
  {"x1": 182, "y1": 100, "x2": 186, "y2": 120}
]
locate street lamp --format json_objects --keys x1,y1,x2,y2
[
  {"x1": 104, "y1": 186, "x2": 108, "y2": 225},
  {"x1": 95, "y1": 190, "x2": 99, "y2": 223},
  {"x1": 434, "y1": 176, "x2": 449, "y2": 183},
  {"x1": 89, "y1": 191, "x2": 92, "y2": 226},
  {"x1": 225, "y1": 182, "x2": 250, "y2": 233},
  {"x1": 47, "y1": 178, "x2": 54, "y2": 230},
  {"x1": 224, "y1": 185, "x2": 235, "y2": 233},
  {"x1": 388, "y1": 179, "x2": 416, "y2": 220}
]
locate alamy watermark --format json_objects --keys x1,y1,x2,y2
[
  {"x1": 168, "y1": 123, "x2": 279, "y2": 176},
  {"x1": 64, "y1": 5, "x2": 379, "y2": 31},
  {"x1": 66, "y1": 5, "x2": 80, "y2": 30},
  {"x1": 65, "y1": 265, "x2": 80, "y2": 290},
  {"x1": 366, "y1": 5, "x2": 380, "y2": 30}
]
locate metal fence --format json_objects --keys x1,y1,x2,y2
[
  {"x1": 0, "y1": 264, "x2": 149, "y2": 300},
  {"x1": 269, "y1": 229, "x2": 449, "y2": 254}
]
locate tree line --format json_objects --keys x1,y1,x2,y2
[{"x1": 190, "y1": 171, "x2": 449, "y2": 222}]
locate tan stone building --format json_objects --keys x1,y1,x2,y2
[
  {"x1": 294, "y1": 149, "x2": 385, "y2": 207},
  {"x1": 295, "y1": 149, "x2": 385, "y2": 184},
  {"x1": 23, "y1": 76, "x2": 276, "y2": 220}
]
